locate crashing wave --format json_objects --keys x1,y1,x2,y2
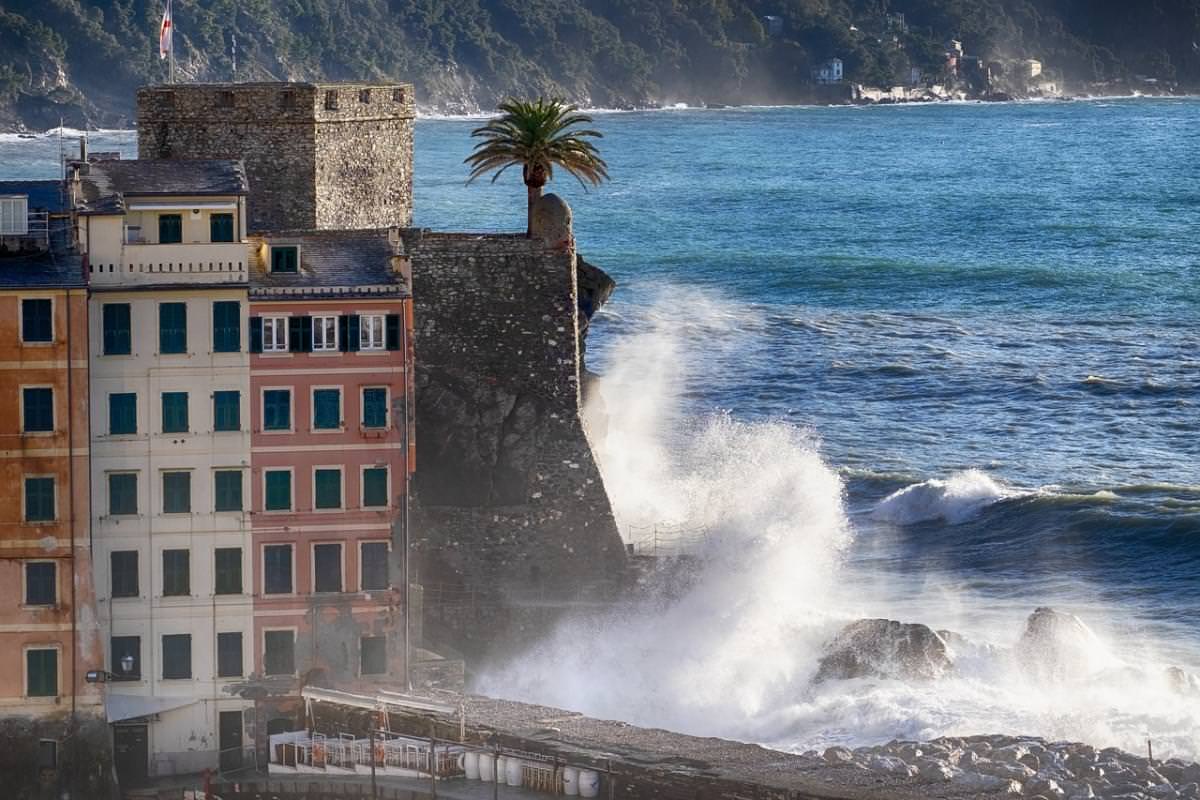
[{"x1": 871, "y1": 469, "x2": 1014, "y2": 525}]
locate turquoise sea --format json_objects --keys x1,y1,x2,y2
[{"x1": 4, "y1": 98, "x2": 1199, "y2": 758}]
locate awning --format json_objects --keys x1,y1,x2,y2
[
  {"x1": 105, "y1": 693, "x2": 198, "y2": 723},
  {"x1": 126, "y1": 201, "x2": 238, "y2": 211}
]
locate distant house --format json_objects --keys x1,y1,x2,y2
[
  {"x1": 762, "y1": 15, "x2": 783, "y2": 37},
  {"x1": 1022, "y1": 59, "x2": 1043, "y2": 79},
  {"x1": 946, "y1": 39, "x2": 964, "y2": 56},
  {"x1": 813, "y1": 58, "x2": 844, "y2": 84},
  {"x1": 909, "y1": 66, "x2": 923, "y2": 86}
]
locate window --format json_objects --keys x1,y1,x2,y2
[
  {"x1": 270, "y1": 246, "x2": 298, "y2": 273},
  {"x1": 213, "y1": 301, "x2": 241, "y2": 353},
  {"x1": 214, "y1": 391, "x2": 240, "y2": 432},
  {"x1": 263, "y1": 317, "x2": 288, "y2": 352},
  {"x1": 360, "y1": 542, "x2": 388, "y2": 591},
  {"x1": 102, "y1": 303, "x2": 131, "y2": 355},
  {"x1": 24, "y1": 477, "x2": 55, "y2": 522},
  {"x1": 214, "y1": 548, "x2": 242, "y2": 595},
  {"x1": 263, "y1": 544, "x2": 293, "y2": 594},
  {"x1": 38, "y1": 740, "x2": 58, "y2": 771},
  {"x1": 162, "y1": 392, "x2": 189, "y2": 433},
  {"x1": 109, "y1": 473, "x2": 138, "y2": 516},
  {"x1": 264, "y1": 630, "x2": 295, "y2": 675},
  {"x1": 110, "y1": 550, "x2": 139, "y2": 598},
  {"x1": 312, "y1": 316, "x2": 337, "y2": 351},
  {"x1": 362, "y1": 388, "x2": 387, "y2": 429},
  {"x1": 280, "y1": 90, "x2": 296, "y2": 110},
  {"x1": 22, "y1": 387, "x2": 53, "y2": 433},
  {"x1": 158, "y1": 214, "x2": 182, "y2": 244},
  {"x1": 362, "y1": 467, "x2": 388, "y2": 508},
  {"x1": 210, "y1": 212, "x2": 234, "y2": 242},
  {"x1": 360, "y1": 636, "x2": 386, "y2": 675},
  {"x1": 264, "y1": 470, "x2": 292, "y2": 512},
  {"x1": 312, "y1": 389, "x2": 341, "y2": 430},
  {"x1": 287, "y1": 316, "x2": 312, "y2": 353},
  {"x1": 162, "y1": 471, "x2": 191, "y2": 514},
  {"x1": 217, "y1": 632, "x2": 243, "y2": 678},
  {"x1": 324, "y1": 89, "x2": 339, "y2": 110},
  {"x1": 162, "y1": 549, "x2": 190, "y2": 596},
  {"x1": 26, "y1": 649, "x2": 57, "y2": 697},
  {"x1": 214, "y1": 470, "x2": 243, "y2": 512},
  {"x1": 25, "y1": 562, "x2": 56, "y2": 606},
  {"x1": 314, "y1": 468, "x2": 342, "y2": 510},
  {"x1": 313, "y1": 543, "x2": 342, "y2": 593},
  {"x1": 385, "y1": 313, "x2": 401, "y2": 350},
  {"x1": 162, "y1": 634, "x2": 191, "y2": 679},
  {"x1": 360, "y1": 314, "x2": 386, "y2": 350},
  {"x1": 109, "y1": 393, "x2": 136, "y2": 435},
  {"x1": 359, "y1": 88, "x2": 372, "y2": 104},
  {"x1": 392, "y1": 87, "x2": 405, "y2": 103},
  {"x1": 217, "y1": 90, "x2": 235, "y2": 108},
  {"x1": 159, "y1": 302, "x2": 187, "y2": 354},
  {"x1": 21, "y1": 299, "x2": 52, "y2": 343},
  {"x1": 110, "y1": 636, "x2": 140, "y2": 679},
  {"x1": 263, "y1": 389, "x2": 291, "y2": 431}
]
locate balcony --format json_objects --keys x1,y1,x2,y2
[{"x1": 89, "y1": 242, "x2": 251, "y2": 286}]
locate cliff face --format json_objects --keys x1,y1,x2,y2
[{"x1": 402, "y1": 221, "x2": 625, "y2": 662}]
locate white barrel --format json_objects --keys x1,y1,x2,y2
[
  {"x1": 578, "y1": 769, "x2": 600, "y2": 798},
  {"x1": 464, "y1": 751, "x2": 480, "y2": 780},
  {"x1": 479, "y1": 753, "x2": 495, "y2": 782},
  {"x1": 562, "y1": 766, "x2": 579, "y2": 796},
  {"x1": 505, "y1": 757, "x2": 523, "y2": 786}
]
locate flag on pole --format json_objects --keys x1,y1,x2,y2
[{"x1": 159, "y1": 0, "x2": 173, "y2": 61}]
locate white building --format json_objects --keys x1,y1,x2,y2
[
  {"x1": 73, "y1": 158, "x2": 256, "y2": 783},
  {"x1": 1023, "y1": 59, "x2": 1043, "y2": 79},
  {"x1": 813, "y1": 58, "x2": 844, "y2": 85}
]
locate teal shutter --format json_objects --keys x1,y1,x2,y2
[
  {"x1": 263, "y1": 390, "x2": 291, "y2": 431},
  {"x1": 24, "y1": 477, "x2": 55, "y2": 522},
  {"x1": 22, "y1": 387, "x2": 54, "y2": 432},
  {"x1": 109, "y1": 393, "x2": 137, "y2": 435},
  {"x1": 249, "y1": 317, "x2": 262, "y2": 353},
  {"x1": 362, "y1": 468, "x2": 388, "y2": 507},
  {"x1": 26, "y1": 649, "x2": 58, "y2": 697},
  {"x1": 214, "y1": 548, "x2": 242, "y2": 594},
  {"x1": 359, "y1": 542, "x2": 388, "y2": 590},
  {"x1": 158, "y1": 214, "x2": 183, "y2": 244},
  {"x1": 362, "y1": 388, "x2": 387, "y2": 429},
  {"x1": 21, "y1": 299, "x2": 52, "y2": 343},
  {"x1": 264, "y1": 471, "x2": 291, "y2": 511},
  {"x1": 312, "y1": 389, "x2": 340, "y2": 430},
  {"x1": 109, "y1": 474, "x2": 138, "y2": 515},
  {"x1": 159, "y1": 303, "x2": 187, "y2": 354},
  {"x1": 385, "y1": 314, "x2": 401, "y2": 350},
  {"x1": 214, "y1": 470, "x2": 243, "y2": 512},
  {"x1": 263, "y1": 545, "x2": 292, "y2": 593},
  {"x1": 210, "y1": 213, "x2": 234, "y2": 243},
  {"x1": 212, "y1": 301, "x2": 241, "y2": 353},
  {"x1": 314, "y1": 468, "x2": 341, "y2": 509},
  {"x1": 110, "y1": 551, "x2": 139, "y2": 597},
  {"x1": 162, "y1": 472, "x2": 191, "y2": 514},
  {"x1": 102, "y1": 304, "x2": 131, "y2": 355},
  {"x1": 346, "y1": 315, "x2": 361, "y2": 351},
  {"x1": 213, "y1": 391, "x2": 240, "y2": 432},
  {"x1": 162, "y1": 549, "x2": 190, "y2": 596},
  {"x1": 161, "y1": 392, "x2": 189, "y2": 433}
]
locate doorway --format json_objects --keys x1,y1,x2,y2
[
  {"x1": 113, "y1": 724, "x2": 148, "y2": 788},
  {"x1": 218, "y1": 710, "x2": 244, "y2": 773}
]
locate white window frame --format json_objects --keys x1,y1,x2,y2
[
  {"x1": 312, "y1": 315, "x2": 338, "y2": 352},
  {"x1": 262, "y1": 316, "x2": 289, "y2": 353},
  {"x1": 22, "y1": 644, "x2": 61, "y2": 700},
  {"x1": 311, "y1": 465, "x2": 344, "y2": 512},
  {"x1": 22, "y1": 473, "x2": 57, "y2": 524},
  {"x1": 19, "y1": 295, "x2": 55, "y2": 346},
  {"x1": 213, "y1": 468, "x2": 245, "y2": 514},
  {"x1": 22, "y1": 560, "x2": 57, "y2": 608},
  {"x1": 268, "y1": 244, "x2": 299, "y2": 273},
  {"x1": 261, "y1": 467, "x2": 294, "y2": 513},
  {"x1": 360, "y1": 314, "x2": 386, "y2": 351},
  {"x1": 262, "y1": 627, "x2": 299, "y2": 677},
  {"x1": 160, "y1": 469, "x2": 193, "y2": 515},
  {"x1": 260, "y1": 386, "x2": 294, "y2": 434},
  {"x1": 360, "y1": 464, "x2": 390, "y2": 510},
  {"x1": 311, "y1": 541, "x2": 345, "y2": 594},
  {"x1": 358, "y1": 540, "x2": 390, "y2": 592},
  {"x1": 310, "y1": 386, "x2": 343, "y2": 433},
  {"x1": 260, "y1": 543, "x2": 296, "y2": 597}
]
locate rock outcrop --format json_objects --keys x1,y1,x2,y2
[
  {"x1": 816, "y1": 618, "x2": 955, "y2": 682},
  {"x1": 1016, "y1": 607, "x2": 1103, "y2": 682}
]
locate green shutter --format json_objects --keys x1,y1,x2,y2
[
  {"x1": 109, "y1": 474, "x2": 138, "y2": 515},
  {"x1": 313, "y1": 389, "x2": 340, "y2": 430},
  {"x1": 314, "y1": 468, "x2": 341, "y2": 509},
  {"x1": 214, "y1": 470, "x2": 243, "y2": 512},
  {"x1": 264, "y1": 471, "x2": 291, "y2": 511},
  {"x1": 213, "y1": 391, "x2": 240, "y2": 432},
  {"x1": 263, "y1": 390, "x2": 291, "y2": 431},
  {"x1": 22, "y1": 299, "x2": 52, "y2": 343},
  {"x1": 385, "y1": 314, "x2": 401, "y2": 350},
  {"x1": 159, "y1": 303, "x2": 187, "y2": 354},
  {"x1": 158, "y1": 214, "x2": 183, "y2": 244},
  {"x1": 24, "y1": 477, "x2": 55, "y2": 522},
  {"x1": 25, "y1": 563, "x2": 56, "y2": 605},
  {"x1": 109, "y1": 393, "x2": 137, "y2": 435},
  {"x1": 249, "y1": 317, "x2": 263, "y2": 353},
  {"x1": 210, "y1": 213, "x2": 234, "y2": 243},
  {"x1": 110, "y1": 551, "x2": 139, "y2": 597},
  {"x1": 263, "y1": 545, "x2": 293, "y2": 594},
  {"x1": 162, "y1": 472, "x2": 191, "y2": 514},
  {"x1": 359, "y1": 542, "x2": 388, "y2": 590},
  {"x1": 162, "y1": 549, "x2": 190, "y2": 596},
  {"x1": 22, "y1": 387, "x2": 54, "y2": 433},
  {"x1": 270, "y1": 246, "x2": 298, "y2": 273},
  {"x1": 103, "y1": 304, "x2": 131, "y2": 355},
  {"x1": 213, "y1": 301, "x2": 241, "y2": 353},
  {"x1": 26, "y1": 649, "x2": 57, "y2": 697},
  {"x1": 362, "y1": 468, "x2": 388, "y2": 508},
  {"x1": 162, "y1": 634, "x2": 191, "y2": 679},
  {"x1": 214, "y1": 548, "x2": 242, "y2": 595},
  {"x1": 362, "y1": 388, "x2": 387, "y2": 429},
  {"x1": 161, "y1": 392, "x2": 189, "y2": 433},
  {"x1": 217, "y1": 632, "x2": 243, "y2": 677}
]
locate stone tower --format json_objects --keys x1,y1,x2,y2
[{"x1": 136, "y1": 82, "x2": 415, "y2": 232}]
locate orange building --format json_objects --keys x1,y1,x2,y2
[{"x1": 0, "y1": 182, "x2": 104, "y2": 794}]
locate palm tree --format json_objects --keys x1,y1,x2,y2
[{"x1": 465, "y1": 98, "x2": 609, "y2": 236}]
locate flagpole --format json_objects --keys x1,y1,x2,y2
[{"x1": 168, "y1": 0, "x2": 176, "y2": 84}]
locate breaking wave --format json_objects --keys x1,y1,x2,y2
[{"x1": 871, "y1": 469, "x2": 1016, "y2": 525}]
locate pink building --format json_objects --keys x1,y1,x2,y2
[{"x1": 247, "y1": 230, "x2": 413, "y2": 736}]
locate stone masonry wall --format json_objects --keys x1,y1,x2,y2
[
  {"x1": 136, "y1": 82, "x2": 414, "y2": 232},
  {"x1": 400, "y1": 230, "x2": 626, "y2": 660}
]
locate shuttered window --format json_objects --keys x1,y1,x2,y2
[
  {"x1": 109, "y1": 474, "x2": 138, "y2": 516},
  {"x1": 22, "y1": 387, "x2": 54, "y2": 433},
  {"x1": 360, "y1": 542, "x2": 388, "y2": 591},
  {"x1": 313, "y1": 543, "x2": 342, "y2": 593},
  {"x1": 109, "y1": 393, "x2": 136, "y2": 435},
  {"x1": 213, "y1": 391, "x2": 240, "y2": 432},
  {"x1": 360, "y1": 636, "x2": 386, "y2": 675},
  {"x1": 210, "y1": 213, "x2": 234, "y2": 243},
  {"x1": 314, "y1": 468, "x2": 341, "y2": 510},
  {"x1": 263, "y1": 390, "x2": 291, "y2": 431},
  {"x1": 26, "y1": 649, "x2": 58, "y2": 697},
  {"x1": 159, "y1": 302, "x2": 187, "y2": 354},
  {"x1": 214, "y1": 470, "x2": 243, "y2": 512},
  {"x1": 362, "y1": 388, "x2": 387, "y2": 429},
  {"x1": 162, "y1": 549, "x2": 190, "y2": 596},
  {"x1": 162, "y1": 471, "x2": 191, "y2": 514},
  {"x1": 263, "y1": 544, "x2": 293, "y2": 594},
  {"x1": 270, "y1": 246, "x2": 298, "y2": 273},
  {"x1": 110, "y1": 550, "x2": 139, "y2": 598},
  {"x1": 312, "y1": 389, "x2": 340, "y2": 430},
  {"x1": 24, "y1": 477, "x2": 55, "y2": 522},
  {"x1": 362, "y1": 467, "x2": 388, "y2": 508},
  {"x1": 217, "y1": 632, "x2": 243, "y2": 678},
  {"x1": 213, "y1": 301, "x2": 241, "y2": 353},
  {"x1": 214, "y1": 548, "x2": 242, "y2": 595},
  {"x1": 158, "y1": 214, "x2": 182, "y2": 244},
  {"x1": 102, "y1": 303, "x2": 131, "y2": 355},
  {"x1": 162, "y1": 634, "x2": 191, "y2": 679},
  {"x1": 264, "y1": 630, "x2": 295, "y2": 675},
  {"x1": 21, "y1": 299, "x2": 52, "y2": 343},
  {"x1": 161, "y1": 392, "x2": 188, "y2": 433},
  {"x1": 24, "y1": 562, "x2": 56, "y2": 606}
]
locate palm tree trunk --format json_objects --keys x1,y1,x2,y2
[{"x1": 526, "y1": 182, "x2": 543, "y2": 237}]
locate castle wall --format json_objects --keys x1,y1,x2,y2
[{"x1": 401, "y1": 231, "x2": 625, "y2": 659}]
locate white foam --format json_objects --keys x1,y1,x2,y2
[{"x1": 871, "y1": 469, "x2": 1013, "y2": 525}]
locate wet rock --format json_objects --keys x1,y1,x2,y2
[
  {"x1": 869, "y1": 754, "x2": 917, "y2": 776},
  {"x1": 953, "y1": 771, "x2": 1023, "y2": 794},
  {"x1": 815, "y1": 619, "x2": 955, "y2": 682},
  {"x1": 1016, "y1": 607, "x2": 1103, "y2": 682},
  {"x1": 1183, "y1": 765, "x2": 1200, "y2": 786},
  {"x1": 1026, "y1": 777, "x2": 1066, "y2": 798},
  {"x1": 977, "y1": 760, "x2": 1037, "y2": 782},
  {"x1": 823, "y1": 746, "x2": 854, "y2": 765},
  {"x1": 920, "y1": 761, "x2": 955, "y2": 782}
]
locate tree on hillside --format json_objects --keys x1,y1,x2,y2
[{"x1": 465, "y1": 98, "x2": 609, "y2": 236}]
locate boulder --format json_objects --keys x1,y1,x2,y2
[
  {"x1": 823, "y1": 746, "x2": 854, "y2": 765},
  {"x1": 529, "y1": 193, "x2": 573, "y2": 250},
  {"x1": 1016, "y1": 607, "x2": 1104, "y2": 682},
  {"x1": 816, "y1": 619, "x2": 955, "y2": 682}
]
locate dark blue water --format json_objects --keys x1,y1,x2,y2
[{"x1": 5, "y1": 100, "x2": 1199, "y2": 754}]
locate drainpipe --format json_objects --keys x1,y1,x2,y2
[
  {"x1": 401, "y1": 299, "x2": 411, "y2": 691},
  {"x1": 67, "y1": 286, "x2": 79, "y2": 796}
]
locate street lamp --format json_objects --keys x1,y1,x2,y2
[{"x1": 84, "y1": 654, "x2": 136, "y2": 683}]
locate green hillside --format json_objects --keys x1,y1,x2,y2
[{"x1": 1, "y1": 0, "x2": 1198, "y2": 129}]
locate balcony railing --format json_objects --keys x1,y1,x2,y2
[{"x1": 89, "y1": 242, "x2": 251, "y2": 286}]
